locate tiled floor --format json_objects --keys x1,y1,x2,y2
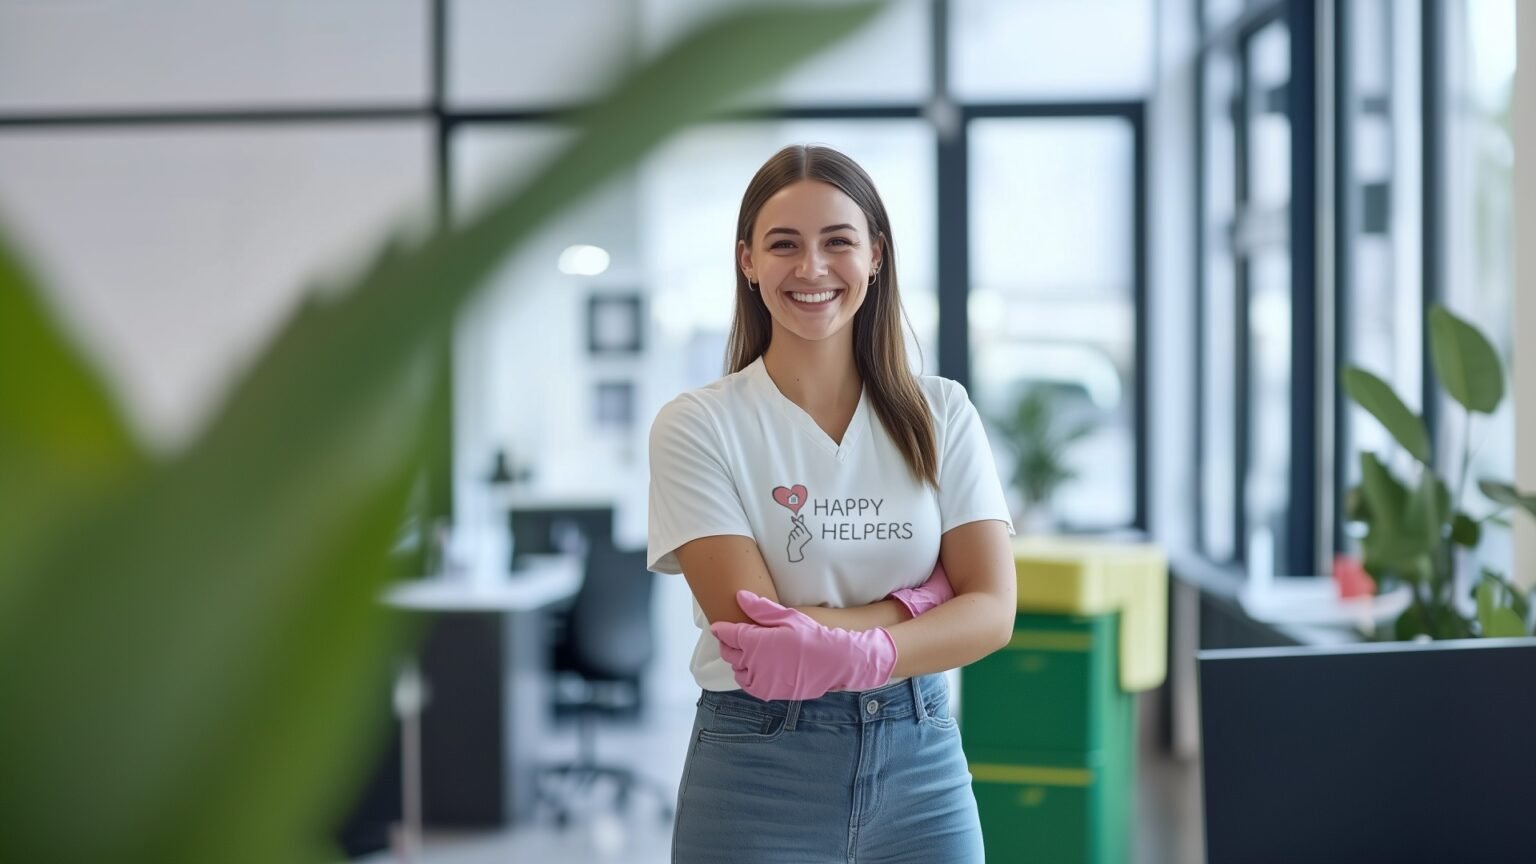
[{"x1": 350, "y1": 688, "x2": 1204, "y2": 864}]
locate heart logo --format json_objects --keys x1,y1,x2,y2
[{"x1": 772, "y1": 484, "x2": 809, "y2": 515}]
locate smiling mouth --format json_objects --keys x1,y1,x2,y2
[{"x1": 786, "y1": 289, "x2": 844, "y2": 307}]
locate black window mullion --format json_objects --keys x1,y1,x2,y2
[
  {"x1": 1333, "y1": 0, "x2": 1354, "y2": 558},
  {"x1": 1194, "y1": 49, "x2": 1210, "y2": 555},
  {"x1": 429, "y1": 0, "x2": 455, "y2": 525},
  {"x1": 937, "y1": 118, "x2": 970, "y2": 388},
  {"x1": 1234, "y1": 32, "x2": 1252, "y2": 566},
  {"x1": 1288, "y1": 0, "x2": 1319, "y2": 576},
  {"x1": 1420, "y1": 0, "x2": 1445, "y2": 461},
  {"x1": 1132, "y1": 102, "x2": 1150, "y2": 532}
]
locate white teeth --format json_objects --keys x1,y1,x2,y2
[{"x1": 790, "y1": 290, "x2": 838, "y2": 304}]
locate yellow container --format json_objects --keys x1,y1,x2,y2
[{"x1": 1009, "y1": 537, "x2": 1169, "y2": 692}]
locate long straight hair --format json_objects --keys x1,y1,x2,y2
[{"x1": 724, "y1": 144, "x2": 939, "y2": 491}]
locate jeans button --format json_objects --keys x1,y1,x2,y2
[{"x1": 866, "y1": 699, "x2": 879, "y2": 715}]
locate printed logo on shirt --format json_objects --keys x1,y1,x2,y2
[
  {"x1": 771, "y1": 483, "x2": 915, "y2": 564},
  {"x1": 771, "y1": 484, "x2": 813, "y2": 562}
]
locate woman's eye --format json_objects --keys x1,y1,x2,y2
[
  {"x1": 770, "y1": 240, "x2": 795, "y2": 250},
  {"x1": 828, "y1": 237, "x2": 853, "y2": 247}
]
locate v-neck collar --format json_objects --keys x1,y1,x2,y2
[{"x1": 748, "y1": 356, "x2": 869, "y2": 463}]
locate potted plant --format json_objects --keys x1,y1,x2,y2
[
  {"x1": 991, "y1": 386, "x2": 1096, "y2": 534},
  {"x1": 0, "y1": 5, "x2": 883, "y2": 862},
  {"x1": 1342, "y1": 304, "x2": 1536, "y2": 640}
]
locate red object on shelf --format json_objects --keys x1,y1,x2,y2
[{"x1": 1333, "y1": 554, "x2": 1376, "y2": 599}]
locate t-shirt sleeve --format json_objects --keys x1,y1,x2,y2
[
  {"x1": 646, "y1": 396, "x2": 756, "y2": 574},
  {"x1": 938, "y1": 378, "x2": 1017, "y2": 536}
]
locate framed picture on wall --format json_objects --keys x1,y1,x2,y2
[
  {"x1": 587, "y1": 293, "x2": 644, "y2": 355},
  {"x1": 594, "y1": 380, "x2": 635, "y2": 430}
]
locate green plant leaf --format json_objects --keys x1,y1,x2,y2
[
  {"x1": 0, "y1": 348, "x2": 442, "y2": 863},
  {"x1": 1478, "y1": 577, "x2": 1528, "y2": 638},
  {"x1": 1477, "y1": 569, "x2": 1531, "y2": 625},
  {"x1": 0, "y1": 5, "x2": 884, "y2": 862},
  {"x1": 1486, "y1": 609, "x2": 1527, "y2": 637},
  {"x1": 1061, "y1": 419, "x2": 1097, "y2": 447},
  {"x1": 0, "y1": 227, "x2": 146, "y2": 587},
  {"x1": 1428, "y1": 304, "x2": 1504, "y2": 414},
  {"x1": 1478, "y1": 480, "x2": 1536, "y2": 521},
  {"x1": 1403, "y1": 471, "x2": 1449, "y2": 538},
  {"x1": 1358, "y1": 453, "x2": 1406, "y2": 530},
  {"x1": 1341, "y1": 366, "x2": 1431, "y2": 463},
  {"x1": 1001, "y1": 387, "x2": 1094, "y2": 506},
  {"x1": 1344, "y1": 484, "x2": 1370, "y2": 523},
  {"x1": 1395, "y1": 603, "x2": 1431, "y2": 640},
  {"x1": 1451, "y1": 512, "x2": 1481, "y2": 547}
]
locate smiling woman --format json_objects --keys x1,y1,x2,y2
[
  {"x1": 647, "y1": 144, "x2": 1018, "y2": 863},
  {"x1": 744, "y1": 185, "x2": 879, "y2": 336}
]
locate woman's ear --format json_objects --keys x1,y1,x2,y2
[
  {"x1": 737, "y1": 238, "x2": 755, "y2": 283},
  {"x1": 872, "y1": 232, "x2": 886, "y2": 273}
]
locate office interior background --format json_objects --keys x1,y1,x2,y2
[{"x1": 1, "y1": 0, "x2": 1532, "y2": 862}]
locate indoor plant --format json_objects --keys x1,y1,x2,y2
[
  {"x1": 992, "y1": 386, "x2": 1096, "y2": 533},
  {"x1": 0, "y1": 5, "x2": 881, "y2": 862},
  {"x1": 1342, "y1": 304, "x2": 1536, "y2": 640}
]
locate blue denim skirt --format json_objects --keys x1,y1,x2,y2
[{"x1": 671, "y1": 673, "x2": 984, "y2": 863}]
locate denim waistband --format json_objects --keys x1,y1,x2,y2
[{"x1": 698, "y1": 674, "x2": 949, "y2": 729}]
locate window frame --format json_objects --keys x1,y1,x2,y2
[{"x1": 0, "y1": 0, "x2": 1152, "y2": 535}]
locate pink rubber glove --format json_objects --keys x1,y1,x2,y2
[
  {"x1": 887, "y1": 560, "x2": 955, "y2": 619},
  {"x1": 710, "y1": 590, "x2": 898, "y2": 701}
]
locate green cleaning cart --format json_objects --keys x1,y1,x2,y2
[{"x1": 960, "y1": 537, "x2": 1168, "y2": 864}]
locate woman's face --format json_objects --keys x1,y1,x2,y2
[{"x1": 739, "y1": 179, "x2": 882, "y2": 344}]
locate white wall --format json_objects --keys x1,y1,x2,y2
[{"x1": 1514, "y1": 2, "x2": 1536, "y2": 588}]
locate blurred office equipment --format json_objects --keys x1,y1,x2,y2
[
  {"x1": 388, "y1": 558, "x2": 582, "y2": 827},
  {"x1": 336, "y1": 552, "x2": 582, "y2": 856},
  {"x1": 536, "y1": 543, "x2": 673, "y2": 828},
  {"x1": 1199, "y1": 639, "x2": 1536, "y2": 864},
  {"x1": 962, "y1": 537, "x2": 1168, "y2": 864}
]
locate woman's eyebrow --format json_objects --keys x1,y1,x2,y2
[{"x1": 763, "y1": 223, "x2": 860, "y2": 237}]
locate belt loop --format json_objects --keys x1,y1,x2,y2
[
  {"x1": 910, "y1": 676, "x2": 927, "y2": 723},
  {"x1": 784, "y1": 699, "x2": 801, "y2": 731}
]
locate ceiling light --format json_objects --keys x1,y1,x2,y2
[{"x1": 557, "y1": 244, "x2": 610, "y2": 276}]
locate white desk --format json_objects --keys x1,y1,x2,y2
[
  {"x1": 382, "y1": 554, "x2": 582, "y2": 612},
  {"x1": 380, "y1": 553, "x2": 583, "y2": 832}
]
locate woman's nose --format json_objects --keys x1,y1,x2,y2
[{"x1": 796, "y1": 246, "x2": 827, "y2": 278}]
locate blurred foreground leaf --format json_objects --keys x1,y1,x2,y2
[
  {"x1": 0, "y1": 229, "x2": 147, "y2": 588},
  {"x1": 0, "y1": 4, "x2": 881, "y2": 862}
]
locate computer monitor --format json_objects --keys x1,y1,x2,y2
[{"x1": 1198, "y1": 638, "x2": 1536, "y2": 864}]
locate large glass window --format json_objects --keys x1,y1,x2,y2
[
  {"x1": 0, "y1": 1, "x2": 428, "y2": 111},
  {"x1": 450, "y1": 0, "x2": 930, "y2": 110},
  {"x1": 967, "y1": 116, "x2": 1138, "y2": 530},
  {"x1": 950, "y1": 0, "x2": 1154, "y2": 101},
  {"x1": 1241, "y1": 15, "x2": 1296, "y2": 577},
  {"x1": 1197, "y1": 1, "x2": 1315, "y2": 576},
  {"x1": 449, "y1": 121, "x2": 938, "y2": 549},
  {"x1": 1441, "y1": 0, "x2": 1516, "y2": 573},
  {"x1": 0, "y1": 124, "x2": 433, "y2": 451},
  {"x1": 643, "y1": 122, "x2": 938, "y2": 383},
  {"x1": 1337, "y1": 0, "x2": 1424, "y2": 553},
  {"x1": 1201, "y1": 51, "x2": 1240, "y2": 561}
]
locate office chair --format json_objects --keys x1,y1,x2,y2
[{"x1": 535, "y1": 542, "x2": 674, "y2": 828}]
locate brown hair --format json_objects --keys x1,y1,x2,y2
[{"x1": 724, "y1": 144, "x2": 938, "y2": 490}]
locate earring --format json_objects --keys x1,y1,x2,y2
[
  {"x1": 747, "y1": 279, "x2": 757, "y2": 292},
  {"x1": 868, "y1": 268, "x2": 880, "y2": 285}
]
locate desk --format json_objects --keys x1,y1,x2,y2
[
  {"x1": 384, "y1": 555, "x2": 581, "y2": 612},
  {"x1": 380, "y1": 555, "x2": 582, "y2": 830}
]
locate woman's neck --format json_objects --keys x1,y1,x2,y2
[{"x1": 761, "y1": 334, "x2": 861, "y2": 416}]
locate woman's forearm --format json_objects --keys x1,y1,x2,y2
[
  {"x1": 794, "y1": 599, "x2": 912, "y2": 632},
  {"x1": 883, "y1": 591, "x2": 1013, "y2": 678}
]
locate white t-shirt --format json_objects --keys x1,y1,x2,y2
[{"x1": 647, "y1": 355, "x2": 1016, "y2": 692}]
